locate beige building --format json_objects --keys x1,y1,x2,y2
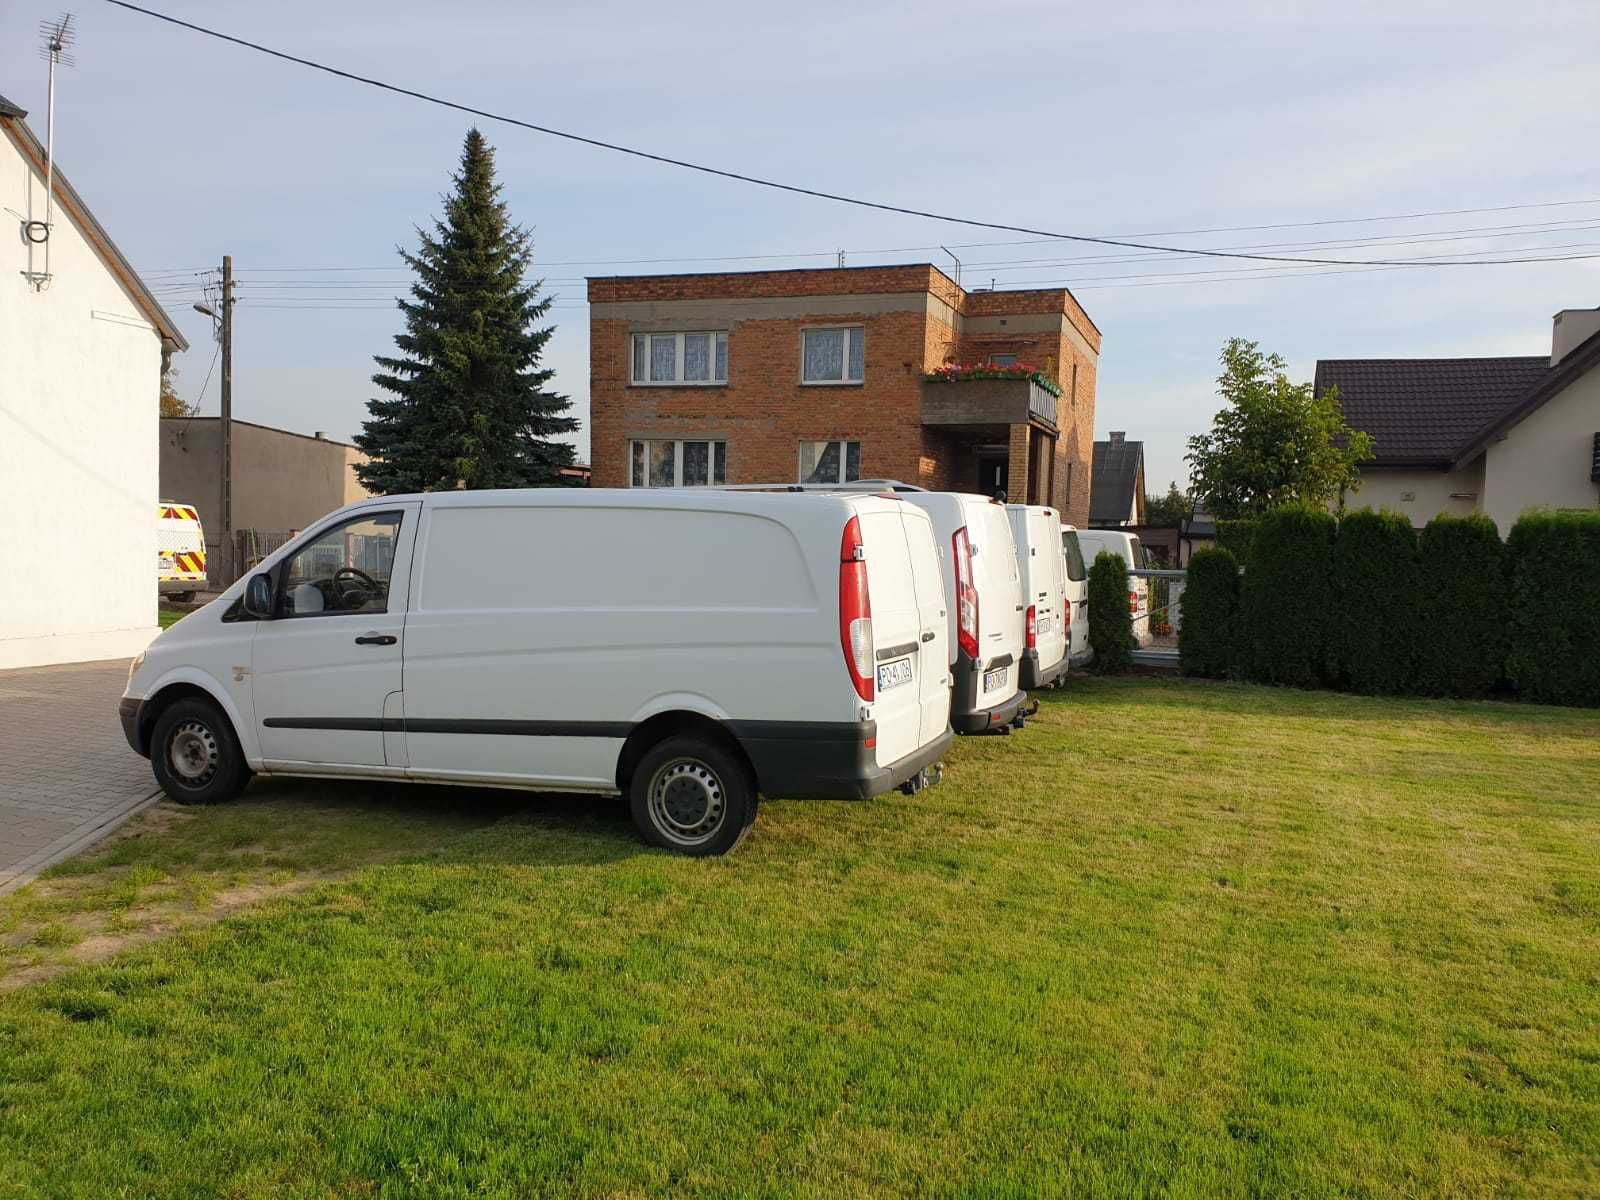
[
  {"x1": 1318, "y1": 308, "x2": 1600, "y2": 532},
  {"x1": 159, "y1": 418, "x2": 371, "y2": 585}
]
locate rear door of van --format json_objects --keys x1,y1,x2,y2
[
  {"x1": 1031, "y1": 509, "x2": 1068, "y2": 670},
  {"x1": 855, "y1": 506, "x2": 924, "y2": 768},
  {"x1": 900, "y1": 505, "x2": 951, "y2": 747},
  {"x1": 1061, "y1": 527, "x2": 1090, "y2": 662},
  {"x1": 969, "y1": 498, "x2": 1025, "y2": 700}
]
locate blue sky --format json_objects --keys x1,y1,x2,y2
[{"x1": 4, "y1": 0, "x2": 1597, "y2": 490}]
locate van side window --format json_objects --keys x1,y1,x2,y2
[{"x1": 278, "y1": 512, "x2": 403, "y2": 617}]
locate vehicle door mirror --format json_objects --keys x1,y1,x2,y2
[{"x1": 242, "y1": 573, "x2": 274, "y2": 620}]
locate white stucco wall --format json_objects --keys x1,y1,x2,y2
[
  {"x1": 1343, "y1": 458, "x2": 1486, "y2": 526},
  {"x1": 1482, "y1": 368, "x2": 1600, "y2": 534},
  {"x1": 0, "y1": 128, "x2": 162, "y2": 668}
]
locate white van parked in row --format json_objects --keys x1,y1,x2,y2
[
  {"x1": 1060, "y1": 524, "x2": 1092, "y2": 668},
  {"x1": 1006, "y1": 504, "x2": 1069, "y2": 689},
  {"x1": 892, "y1": 491, "x2": 1029, "y2": 733},
  {"x1": 1077, "y1": 529, "x2": 1153, "y2": 647},
  {"x1": 120, "y1": 489, "x2": 954, "y2": 856}
]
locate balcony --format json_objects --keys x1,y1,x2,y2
[{"x1": 921, "y1": 375, "x2": 1058, "y2": 433}]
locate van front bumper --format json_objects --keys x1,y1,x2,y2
[
  {"x1": 731, "y1": 720, "x2": 955, "y2": 801},
  {"x1": 119, "y1": 697, "x2": 149, "y2": 757},
  {"x1": 1018, "y1": 648, "x2": 1068, "y2": 690}
]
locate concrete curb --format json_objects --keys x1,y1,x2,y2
[{"x1": 0, "y1": 788, "x2": 164, "y2": 898}]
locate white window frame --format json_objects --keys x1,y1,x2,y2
[
  {"x1": 797, "y1": 440, "x2": 862, "y2": 485},
  {"x1": 630, "y1": 331, "x2": 728, "y2": 386},
  {"x1": 800, "y1": 326, "x2": 864, "y2": 386},
  {"x1": 628, "y1": 438, "x2": 727, "y2": 488}
]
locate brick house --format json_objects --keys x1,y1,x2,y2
[{"x1": 586, "y1": 264, "x2": 1100, "y2": 524}]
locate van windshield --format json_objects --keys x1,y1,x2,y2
[{"x1": 1061, "y1": 531, "x2": 1086, "y2": 581}]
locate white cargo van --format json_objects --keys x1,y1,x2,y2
[
  {"x1": 119, "y1": 489, "x2": 953, "y2": 856},
  {"x1": 1060, "y1": 524, "x2": 1092, "y2": 668},
  {"x1": 1077, "y1": 529, "x2": 1152, "y2": 647},
  {"x1": 1005, "y1": 504, "x2": 1069, "y2": 689},
  {"x1": 892, "y1": 491, "x2": 1029, "y2": 733}
]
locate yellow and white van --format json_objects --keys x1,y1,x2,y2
[{"x1": 158, "y1": 502, "x2": 207, "y2": 602}]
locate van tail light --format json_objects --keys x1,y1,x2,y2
[
  {"x1": 952, "y1": 526, "x2": 979, "y2": 661},
  {"x1": 839, "y1": 516, "x2": 874, "y2": 702},
  {"x1": 1128, "y1": 590, "x2": 1139, "y2": 615},
  {"x1": 1064, "y1": 595, "x2": 1072, "y2": 627},
  {"x1": 1025, "y1": 604, "x2": 1037, "y2": 650}
]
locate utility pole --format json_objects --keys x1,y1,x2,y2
[{"x1": 220, "y1": 255, "x2": 234, "y2": 584}]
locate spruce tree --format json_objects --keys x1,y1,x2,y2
[{"x1": 355, "y1": 128, "x2": 577, "y2": 492}]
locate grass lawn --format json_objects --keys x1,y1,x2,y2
[
  {"x1": 2, "y1": 677, "x2": 1597, "y2": 1198},
  {"x1": 157, "y1": 607, "x2": 187, "y2": 629}
]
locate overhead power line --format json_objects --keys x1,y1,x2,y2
[{"x1": 101, "y1": 0, "x2": 1600, "y2": 273}]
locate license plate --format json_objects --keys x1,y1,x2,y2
[
  {"x1": 983, "y1": 665, "x2": 1008, "y2": 692},
  {"x1": 1035, "y1": 614, "x2": 1052, "y2": 634},
  {"x1": 159, "y1": 555, "x2": 174, "y2": 570},
  {"x1": 877, "y1": 658, "x2": 914, "y2": 692}
]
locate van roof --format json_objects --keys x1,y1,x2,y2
[{"x1": 342, "y1": 487, "x2": 902, "y2": 518}]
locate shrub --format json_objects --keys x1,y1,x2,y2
[
  {"x1": 1415, "y1": 513, "x2": 1506, "y2": 697},
  {"x1": 1239, "y1": 504, "x2": 1336, "y2": 688},
  {"x1": 1178, "y1": 547, "x2": 1240, "y2": 678},
  {"x1": 1505, "y1": 510, "x2": 1600, "y2": 706},
  {"x1": 1087, "y1": 550, "x2": 1133, "y2": 673},
  {"x1": 1328, "y1": 509, "x2": 1419, "y2": 693},
  {"x1": 1213, "y1": 518, "x2": 1260, "y2": 567}
]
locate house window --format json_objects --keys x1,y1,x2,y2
[
  {"x1": 799, "y1": 440, "x2": 861, "y2": 484},
  {"x1": 801, "y1": 327, "x2": 864, "y2": 384},
  {"x1": 990, "y1": 353, "x2": 1018, "y2": 367},
  {"x1": 629, "y1": 439, "x2": 726, "y2": 487},
  {"x1": 631, "y1": 332, "x2": 728, "y2": 385}
]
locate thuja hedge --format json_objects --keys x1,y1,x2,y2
[
  {"x1": 1239, "y1": 505, "x2": 1337, "y2": 688},
  {"x1": 1505, "y1": 510, "x2": 1600, "y2": 706},
  {"x1": 1087, "y1": 550, "x2": 1133, "y2": 674},
  {"x1": 1415, "y1": 513, "x2": 1506, "y2": 698},
  {"x1": 1187, "y1": 505, "x2": 1599, "y2": 706},
  {"x1": 1329, "y1": 509, "x2": 1419, "y2": 694},
  {"x1": 1178, "y1": 546, "x2": 1239, "y2": 678}
]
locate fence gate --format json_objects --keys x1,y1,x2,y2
[{"x1": 1129, "y1": 567, "x2": 1186, "y2": 668}]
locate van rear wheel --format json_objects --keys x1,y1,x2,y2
[
  {"x1": 150, "y1": 697, "x2": 250, "y2": 806},
  {"x1": 629, "y1": 736, "x2": 756, "y2": 857}
]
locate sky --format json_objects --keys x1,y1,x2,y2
[{"x1": 3, "y1": 0, "x2": 1598, "y2": 491}]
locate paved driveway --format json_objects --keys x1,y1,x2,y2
[{"x1": 0, "y1": 659, "x2": 160, "y2": 894}]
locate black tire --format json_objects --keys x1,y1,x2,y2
[
  {"x1": 149, "y1": 696, "x2": 251, "y2": 806},
  {"x1": 627, "y1": 735, "x2": 757, "y2": 857}
]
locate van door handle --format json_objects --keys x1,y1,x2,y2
[
  {"x1": 921, "y1": 631, "x2": 936, "y2": 642},
  {"x1": 354, "y1": 633, "x2": 397, "y2": 646}
]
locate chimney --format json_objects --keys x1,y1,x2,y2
[
  {"x1": 314, "y1": 431, "x2": 328, "y2": 440},
  {"x1": 1552, "y1": 308, "x2": 1600, "y2": 366},
  {"x1": 1108, "y1": 430, "x2": 1126, "y2": 445}
]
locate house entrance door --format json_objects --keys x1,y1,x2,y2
[{"x1": 976, "y1": 451, "x2": 1008, "y2": 499}]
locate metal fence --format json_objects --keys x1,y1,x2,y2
[
  {"x1": 1129, "y1": 567, "x2": 1186, "y2": 667},
  {"x1": 234, "y1": 529, "x2": 297, "y2": 579}
]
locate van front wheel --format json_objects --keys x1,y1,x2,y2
[
  {"x1": 150, "y1": 697, "x2": 250, "y2": 806},
  {"x1": 629, "y1": 736, "x2": 756, "y2": 857}
]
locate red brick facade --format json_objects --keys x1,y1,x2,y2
[{"x1": 587, "y1": 264, "x2": 1101, "y2": 526}]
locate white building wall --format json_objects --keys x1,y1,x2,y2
[
  {"x1": 1344, "y1": 458, "x2": 1486, "y2": 527},
  {"x1": 0, "y1": 129, "x2": 162, "y2": 668},
  {"x1": 1482, "y1": 369, "x2": 1600, "y2": 534}
]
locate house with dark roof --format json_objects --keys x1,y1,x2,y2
[
  {"x1": 1089, "y1": 431, "x2": 1145, "y2": 526},
  {"x1": 1, "y1": 91, "x2": 187, "y2": 668},
  {"x1": 1317, "y1": 308, "x2": 1600, "y2": 532}
]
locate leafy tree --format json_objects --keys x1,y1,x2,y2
[
  {"x1": 1144, "y1": 481, "x2": 1190, "y2": 527},
  {"x1": 356, "y1": 128, "x2": 577, "y2": 493},
  {"x1": 1186, "y1": 338, "x2": 1374, "y2": 520},
  {"x1": 1087, "y1": 551, "x2": 1133, "y2": 673},
  {"x1": 159, "y1": 367, "x2": 195, "y2": 418}
]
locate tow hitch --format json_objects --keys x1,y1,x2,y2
[{"x1": 899, "y1": 762, "x2": 943, "y2": 795}]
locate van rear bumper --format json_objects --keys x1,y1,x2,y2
[
  {"x1": 951, "y1": 688, "x2": 1028, "y2": 734},
  {"x1": 731, "y1": 720, "x2": 954, "y2": 801},
  {"x1": 1018, "y1": 648, "x2": 1068, "y2": 690}
]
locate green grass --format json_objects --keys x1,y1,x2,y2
[
  {"x1": 157, "y1": 607, "x2": 186, "y2": 629},
  {"x1": 2, "y1": 677, "x2": 1598, "y2": 1198}
]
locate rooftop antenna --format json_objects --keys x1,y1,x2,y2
[
  {"x1": 940, "y1": 245, "x2": 961, "y2": 287},
  {"x1": 25, "y1": 12, "x2": 76, "y2": 290}
]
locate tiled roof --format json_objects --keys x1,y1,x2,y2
[
  {"x1": 1090, "y1": 438, "x2": 1143, "y2": 524},
  {"x1": 1314, "y1": 356, "x2": 1550, "y2": 466},
  {"x1": 0, "y1": 94, "x2": 26, "y2": 119}
]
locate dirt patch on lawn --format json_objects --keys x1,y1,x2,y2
[{"x1": 0, "y1": 872, "x2": 336, "y2": 993}]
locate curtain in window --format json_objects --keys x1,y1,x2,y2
[
  {"x1": 649, "y1": 440, "x2": 676, "y2": 486},
  {"x1": 847, "y1": 329, "x2": 864, "y2": 381},
  {"x1": 803, "y1": 330, "x2": 845, "y2": 382},
  {"x1": 683, "y1": 334, "x2": 711, "y2": 382},
  {"x1": 650, "y1": 335, "x2": 677, "y2": 383},
  {"x1": 631, "y1": 440, "x2": 645, "y2": 487},
  {"x1": 632, "y1": 336, "x2": 646, "y2": 382},
  {"x1": 715, "y1": 333, "x2": 728, "y2": 381},
  {"x1": 682, "y1": 440, "x2": 710, "y2": 485},
  {"x1": 801, "y1": 440, "x2": 841, "y2": 483}
]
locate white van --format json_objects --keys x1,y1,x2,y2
[
  {"x1": 1005, "y1": 504, "x2": 1068, "y2": 689},
  {"x1": 1060, "y1": 524, "x2": 1092, "y2": 668},
  {"x1": 119, "y1": 489, "x2": 954, "y2": 856},
  {"x1": 1077, "y1": 529, "x2": 1151, "y2": 647},
  {"x1": 892, "y1": 491, "x2": 1028, "y2": 733}
]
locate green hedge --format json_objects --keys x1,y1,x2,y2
[
  {"x1": 1087, "y1": 550, "x2": 1133, "y2": 674},
  {"x1": 1239, "y1": 504, "x2": 1336, "y2": 688},
  {"x1": 1213, "y1": 518, "x2": 1259, "y2": 567},
  {"x1": 1178, "y1": 546, "x2": 1239, "y2": 678},
  {"x1": 1328, "y1": 509, "x2": 1419, "y2": 694},
  {"x1": 1505, "y1": 510, "x2": 1600, "y2": 706},
  {"x1": 1415, "y1": 513, "x2": 1507, "y2": 698}
]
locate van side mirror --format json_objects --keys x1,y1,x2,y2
[{"x1": 242, "y1": 573, "x2": 274, "y2": 620}]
